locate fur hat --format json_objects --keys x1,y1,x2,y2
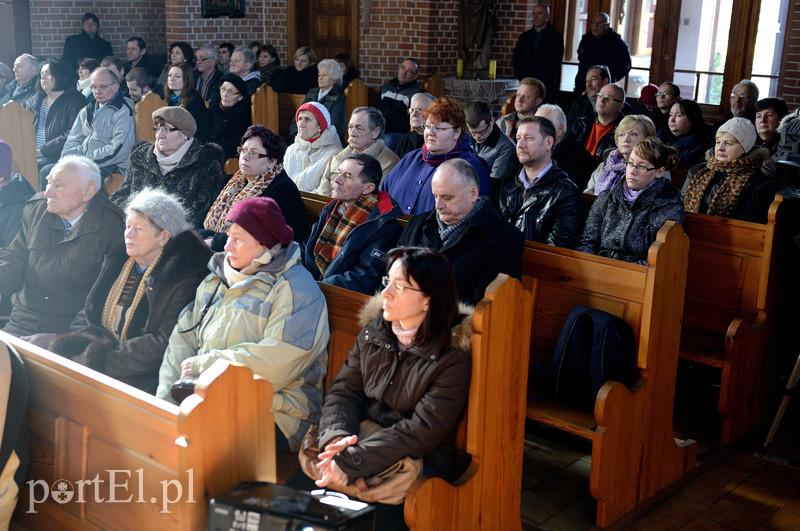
[
  {"x1": 126, "y1": 188, "x2": 191, "y2": 237},
  {"x1": 225, "y1": 197, "x2": 293, "y2": 248},
  {"x1": 717, "y1": 117, "x2": 757, "y2": 153},
  {"x1": 152, "y1": 106, "x2": 197, "y2": 138},
  {"x1": 296, "y1": 101, "x2": 331, "y2": 133},
  {"x1": 0, "y1": 140, "x2": 11, "y2": 179},
  {"x1": 639, "y1": 84, "x2": 658, "y2": 106}
]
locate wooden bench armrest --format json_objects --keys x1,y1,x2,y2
[
  {"x1": 404, "y1": 467, "x2": 478, "y2": 531},
  {"x1": 725, "y1": 317, "x2": 752, "y2": 356}
]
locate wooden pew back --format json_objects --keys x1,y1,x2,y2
[
  {"x1": 423, "y1": 74, "x2": 444, "y2": 98},
  {"x1": 0, "y1": 102, "x2": 38, "y2": 190},
  {"x1": 135, "y1": 92, "x2": 166, "y2": 143},
  {"x1": 251, "y1": 84, "x2": 273, "y2": 129},
  {"x1": 344, "y1": 79, "x2": 369, "y2": 122}
]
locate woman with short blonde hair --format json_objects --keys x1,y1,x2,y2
[{"x1": 585, "y1": 114, "x2": 657, "y2": 195}]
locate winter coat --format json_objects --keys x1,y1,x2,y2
[
  {"x1": 668, "y1": 131, "x2": 711, "y2": 169},
  {"x1": 0, "y1": 193, "x2": 124, "y2": 336},
  {"x1": 577, "y1": 177, "x2": 684, "y2": 264},
  {"x1": 290, "y1": 86, "x2": 346, "y2": 144},
  {"x1": 50, "y1": 231, "x2": 212, "y2": 393},
  {"x1": 496, "y1": 162, "x2": 582, "y2": 247},
  {"x1": 567, "y1": 95, "x2": 596, "y2": 142},
  {"x1": 196, "y1": 68, "x2": 224, "y2": 108},
  {"x1": 210, "y1": 98, "x2": 252, "y2": 159},
  {"x1": 316, "y1": 139, "x2": 400, "y2": 196},
  {"x1": 576, "y1": 116, "x2": 621, "y2": 158},
  {"x1": 269, "y1": 64, "x2": 319, "y2": 95},
  {"x1": 179, "y1": 93, "x2": 212, "y2": 142},
  {"x1": 395, "y1": 131, "x2": 424, "y2": 158},
  {"x1": 0, "y1": 175, "x2": 34, "y2": 248},
  {"x1": 284, "y1": 127, "x2": 342, "y2": 192},
  {"x1": 303, "y1": 192, "x2": 402, "y2": 294},
  {"x1": 26, "y1": 89, "x2": 88, "y2": 165},
  {"x1": 473, "y1": 125, "x2": 519, "y2": 180},
  {"x1": 380, "y1": 135, "x2": 492, "y2": 216},
  {"x1": 398, "y1": 199, "x2": 523, "y2": 305},
  {"x1": 0, "y1": 77, "x2": 39, "y2": 106},
  {"x1": 111, "y1": 140, "x2": 224, "y2": 229},
  {"x1": 243, "y1": 71, "x2": 263, "y2": 96},
  {"x1": 62, "y1": 31, "x2": 113, "y2": 68},
  {"x1": 498, "y1": 111, "x2": 534, "y2": 142},
  {"x1": 575, "y1": 29, "x2": 632, "y2": 90},
  {"x1": 61, "y1": 91, "x2": 136, "y2": 174},
  {"x1": 156, "y1": 242, "x2": 329, "y2": 451},
  {"x1": 552, "y1": 131, "x2": 597, "y2": 191},
  {"x1": 513, "y1": 24, "x2": 565, "y2": 103},
  {"x1": 376, "y1": 78, "x2": 424, "y2": 134},
  {"x1": 318, "y1": 294, "x2": 471, "y2": 482}
]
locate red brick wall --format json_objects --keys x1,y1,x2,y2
[
  {"x1": 30, "y1": 0, "x2": 165, "y2": 60},
  {"x1": 780, "y1": 0, "x2": 800, "y2": 106},
  {"x1": 494, "y1": 0, "x2": 537, "y2": 77}
]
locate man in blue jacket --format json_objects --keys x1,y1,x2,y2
[{"x1": 304, "y1": 153, "x2": 402, "y2": 294}]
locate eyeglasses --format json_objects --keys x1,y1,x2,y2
[
  {"x1": 220, "y1": 87, "x2": 240, "y2": 96},
  {"x1": 423, "y1": 124, "x2": 454, "y2": 134},
  {"x1": 153, "y1": 126, "x2": 180, "y2": 134},
  {"x1": 237, "y1": 146, "x2": 269, "y2": 159},
  {"x1": 196, "y1": 56, "x2": 212, "y2": 63},
  {"x1": 655, "y1": 91, "x2": 672, "y2": 97},
  {"x1": 468, "y1": 122, "x2": 492, "y2": 137},
  {"x1": 730, "y1": 92, "x2": 749, "y2": 101},
  {"x1": 91, "y1": 82, "x2": 117, "y2": 91},
  {"x1": 408, "y1": 107, "x2": 425, "y2": 115},
  {"x1": 597, "y1": 94, "x2": 624, "y2": 103},
  {"x1": 626, "y1": 161, "x2": 656, "y2": 172},
  {"x1": 381, "y1": 276, "x2": 423, "y2": 294}
]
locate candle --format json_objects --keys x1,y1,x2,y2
[
  {"x1": 488, "y1": 59, "x2": 497, "y2": 80},
  {"x1": 457, "y1": 59, "x2": 463, "y2": 80}
]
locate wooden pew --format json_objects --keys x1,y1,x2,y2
[
  {"x1": 501, "y1": 94, "x2": 515, "y2": 117},
  {"x1": 320, "y1": 275, "x2": 533, "y2": 530},
  {"x1": 223, "y1": 157, "x2": 239, "y2": 176},
  {"x1": 680, "y1": 195, "x2": 785, "y2": 442},
  {"x1": 250, "y1": 85, "x2": 305, "y2": 139},
  {"x1": 344, "y1": 79, "x2": 368, "y2": 121},
  {"x1": 135, "y1": 92, "x2": 166, "y2": 143},
  {"x1": 7, "y1": 331, "x2": 275, "y2": 531},
  {"x1": 522, "y1": 221, "x2": 696, "y2": 527},
  {"x1": 423, "y1": 74, "x2": 444, "y2": 98},
  {"x1": 0, "y1": 101, "x2": 38, "y2": 190}
]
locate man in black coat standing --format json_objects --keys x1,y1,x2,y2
[
  {"x1": 513, "y1": 4, "x2": 564, "y2": 104},
  {"x1": 62, "y1": 12, "x2": 113, "y2": 69},
  {"x1": 574, "y1": 12, "x2": 631, "y2": 93},
  {"x1": 398, "y1": 158, "x2": 523, "y2": 306}
]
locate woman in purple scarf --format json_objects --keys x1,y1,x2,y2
[{"x1": 584, "y1": 114, "x2": 657, "y2": 195}]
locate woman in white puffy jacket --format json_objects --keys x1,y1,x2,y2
[{"x1": 284, "y1": 102, "x2": 342, "y2": 192}]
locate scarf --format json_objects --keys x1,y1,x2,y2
[
  {"x1": 594, "y1": 149, "x2": 627, "y2": 195},
  {"x1": 314, "y1": 193, "x2": 378, "y2": 273},
  {"x1": 437, "y1": 196, "x2": 485, "y2": 246},
  {"x1": 203, "y1": 165, "x2": 283, "y2": 232},
  {"x1": 222, "y1": 245, "x2": 280, "y2": 285},
  {"x1": 154, "y1": 138, "x2": 193, "y2": 175},
  {"x1": 683, "y1": 154, "x2": 761, "y2": 216},
  {"x1": 421, "y1": 133, "x2": 474, "y2": 167},
  {"x1": 392, "y1": 321, "x2": 419, "y2": 348},
  {"x1": 101, "y1": 251, "x2": 163, "y2": 341},
  {"x1": 622, "y1": 178, "x2": 656, "y2": 204}
]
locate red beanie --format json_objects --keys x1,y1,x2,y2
[
  {"x1": 639, "y1": 84, "x2": 659, "y2": 106},
  {"x1": 295, "y1": 102, "x2": 331, "y2": 133},
  {"x1": 225, "y1": 197, "x2": 294, "y2": 248}
]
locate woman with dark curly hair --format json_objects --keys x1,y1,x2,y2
[
  {"x1": 203, "y1": 125, "x2": 306, "y2": 250},
  {"x1": 157, "y1": 41, "x2": 195, "y2": 88},
  {"x1": 257, "y1": 44, "x2": 281, "y2": 85}
]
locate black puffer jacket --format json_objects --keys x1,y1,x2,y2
[
  {"x1": 27, "y1": 89, "x2": 88, "y2": 164},
  {"x1": 111, "y1": 140, "x2": 224, "y2": 229},
  {"x1": 318, "y1": 295, "x2": 472, "y2": 482},
  {"x1": 50, "y1": 231, "x2": 212, "y2": 394},
  {"x1": 496, "y1": 162, "x2": 583, "y2": 247},
  {"x1": 0, "y1": 175, "x2": 34, "y2": 247},
  {"x1": 210, "y1": 98, "x2": 252, "y2": 158},
  {"x1": 576, "y1": 177, "x2": 684, "y2": 264}
]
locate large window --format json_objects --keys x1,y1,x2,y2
[{"x1": 751, "y1": 0, "x2": 790, "y2": 97}]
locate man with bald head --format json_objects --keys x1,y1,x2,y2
[
  {"x1": 0, "y1": 156, "x2": 123, "y2": 336},
  {"x1": 398, "y1": 158, "x2": 523, "y2": 305},
  {"x1": 0, "y1": 54, "x2": 39, "y2": 106},
  {"x1": 574, "y1": 12, "x2": 631, "y2": 93},
  {"x1": 62, "y1": 67, "x2": 135, "y2": 177},
  {"x1": 513, "y1": 4, "x2": 564, "y2": 103}
]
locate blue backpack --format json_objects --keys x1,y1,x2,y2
[{"x1": 540, "y1": 305, "x2": 639, "y2": 411}]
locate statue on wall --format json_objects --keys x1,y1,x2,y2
[{"x1": 459, "y1": 0, "x2": 497, "y2": 75}]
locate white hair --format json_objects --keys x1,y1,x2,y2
[
  {"x1": 318, "y1": 59, "x2": 344, "y2": 84},
  {"x1": 536, "y1": 104, "x2": 567, "y2": 141},
  {"x1": 51, "y1": 155, "x2": 102, "y2": 193},
  {"x1": 197, "y1": 44, "x2": 218, "y2": 60}
]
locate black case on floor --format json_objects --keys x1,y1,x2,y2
[{"x1": 207, "y1": 481, "x2": 376, "y2": 531}]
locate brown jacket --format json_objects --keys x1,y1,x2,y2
[{"x1": 318, "y1": 294, "x2": 472, "y2": 482}]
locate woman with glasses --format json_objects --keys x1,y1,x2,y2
[
  {"x1": 584, "y1": 114, "x2": 657, "y2": 195},
  {"x1": 157, "y1": 197, "x2": 329, "y2": 456},
  {"x1": 577, "y1": 138, "x2": 683, "y2": 264},
  {"x1": 111, "y1": 106, "x2": 224, "y2": 229},
  {"x1": 299, "y1": 247, "x2": 470, "y2": 514},
  {"x1": 203, "y1": 125, "x2": 307, "y2": 251},
  {"x1": 209, "y1": 73, "x2": 253, "y2": 158},
  {"x1": 380, "y1": 96, "x2": 491, "y2": 215}
]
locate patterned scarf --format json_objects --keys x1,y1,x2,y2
[
  {"x1": 313, "y1": 193, "x2": 378, "y2": 273},
  {"x1": 203, "y1": 166, "x2": 283, "y2": 232},
  {"x1": 683, "y1": 154, "x2": 761, "y2": 216},
  {"x1": 594, "y1": 149, "x2": 627, "y2": 195},
  {"x1": 101, "y1": 251, "x2": 163, "y2": 341},
  {"x1": 437, "y1": 196, "x2": 485, "y2": 246}
]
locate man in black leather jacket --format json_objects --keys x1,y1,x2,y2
[{"x1": 495, "y1": 116, "x2": 582, "y2": 247}]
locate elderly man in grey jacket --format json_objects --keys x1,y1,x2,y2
[{"x1": 61, "y1": 67, "x2": 135, "y2": 176}]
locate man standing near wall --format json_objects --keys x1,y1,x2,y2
[
  {"x1": 62, "y1": 12, "x2": 113, "y2": 69},
  {"x1": 574, "y1": 12, "x2": 631, "y2": 94},
  {"x1": 513, "y1": 4, "x2": 564, "y2": 104}
]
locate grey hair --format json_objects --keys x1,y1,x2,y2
[
  {"x1": 318, "y1": 59, "x2": 344, "y2": 84},
  {"x1": 50, "y1": 155, "x2": 102, "y2": 193},
  {"x1": 125, "y1": 188, "x2": 190, "y2": 237},
  {"x1": 91, "y1": 66, "x2": 119, "y2": 84},
  {"x1": 536, "y1": 104, "x2": 567, "y2": 140},
  {"x1": 436, "y1": 158, "x2": 479, "y2": 187},
  {"x1": 197, "y1": 44, "x2": 218, "y2": 60},
  {"x1": 411, "y1": 92, "x2": 436, "y2": 105},
  {"x1": 735, "y1": 79, "x2": 760, "y2": 100},
  {"x1": 17, "y1": 54, "x2": 39, "y2": 68},
  {"x1": 233, "y1": 46, "x2": 256, "y2": 67},
  {"x1": 351, "y1": 106, "x2": 386, "y2": 137}
]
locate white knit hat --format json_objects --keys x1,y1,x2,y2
[
  {"x1": 296, "y1": 101, "x2": 331, "y2": 132},
  {"x1": 717, "y1": 117, "x2": 757, "y2": 153},
  {"x1": 126, "y1": 188, "x2": 191, "y2": 237}
]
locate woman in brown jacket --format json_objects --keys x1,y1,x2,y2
[{"x1": 305, "y1": 247, "x2": 471, "y2": 512}]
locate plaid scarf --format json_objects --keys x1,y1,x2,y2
[
  {"x1": 203, "y1": 165, "x2": 283, "y2": 232},
  {"x1": 314, "y1": 193, "x2": 378, "y2": 273},
  {"x1": 683, "y1": 154, "x2": 760, "y2": 217},
  {"x1": 436, "y1": 197, "x2": 484, "y2": 246}
]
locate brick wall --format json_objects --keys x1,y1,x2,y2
[
  {"x1": 780, "y1": 0, "x2": 800, "y2": 106},
  {"x1": 494, "y1": 1, "x2": 537, "y2": 77}
]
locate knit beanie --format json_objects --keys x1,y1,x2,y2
[
  {"x1": 0, "y1": 140, "x2": 11, "y2": 179},
  {"x1": 220, "y1": 73, "x2": 249, "y2": 101},
  {"x1": 153, "y1": 106, "x2": 197, "y2": 138},
  {"x1": 639, "y1": 84, "x2": 658, "y2": 106},
  {"x1": 717, "y1": 117, "x2": 757, "y2": 153},
  {"x1": 296, "y1": 102, "x2": 331, "y2": 133},
  {"x1": 126, "y1": 188, "x2": 191, "y2": 237},
  {"x1": 225, "y1": 197, "x2": 294, "y2": 248}
]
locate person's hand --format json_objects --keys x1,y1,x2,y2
[
  {"x1": 317, "y1": 434, "x2": 358, "y2": 462},
  {"x1": 315, "y1": 456, "x2": 349, "y2": 488},
  {"x1": 180, "y1": 358, "x2": 195, "y2": 379}
]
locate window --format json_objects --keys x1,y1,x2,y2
[
  {"x1": 611, "y1": 0, "x2": 658, "y2": 97},
  {"x1": 751, "y1": 0, "x2": 790, "y2": 97},
  {"x1": 560, "y1": 0, "x2": 589, "y2": 92}
]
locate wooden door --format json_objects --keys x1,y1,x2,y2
[{"x1": 289, "y1": 0, "x2": 359, "y2": 62}]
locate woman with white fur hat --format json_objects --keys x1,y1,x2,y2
[
  {"x1": 682, "y1": 116, "x2": 773, "y2": 222},
  {"x1": 48, "y1": 188, "x2": 212, "y2": 393},
  {"x1": 284, "y1": 101, "x2": 342, "y2": 192}
]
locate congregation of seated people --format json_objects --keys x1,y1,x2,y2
[{"x1": 1, "y1": 7, "x2": 798, "y2": 528}]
